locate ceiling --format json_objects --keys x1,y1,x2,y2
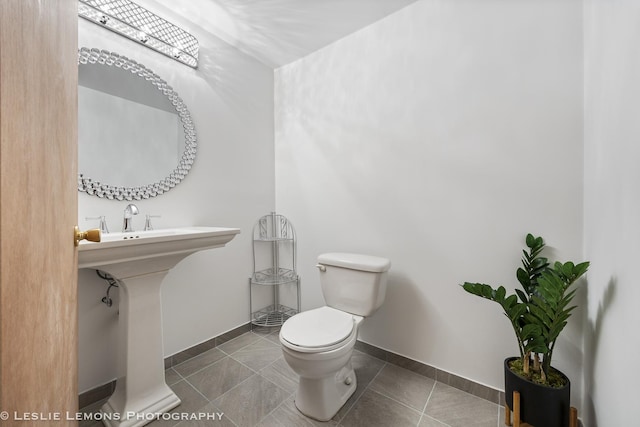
[{"x1": 136, "y1": 0, "x2": 418, "y2": 68}]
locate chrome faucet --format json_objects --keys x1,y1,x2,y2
[
  {"x1": 122, "y1": 203, "x2": 139, "y2": 232},
  {"x1": 86, "y1": 215, "x2": 109, "y2": 234}
]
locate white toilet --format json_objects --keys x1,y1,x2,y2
[{"x1": 279, "y1": 252, "x2": 391, "y2": 421}]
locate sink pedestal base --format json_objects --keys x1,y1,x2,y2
[
  {"x1": 101, "y1": 270, "x2": 180, "y2": 427},
  {"x1": 77, "y1": 227, "x2": 241, "y2": 426},
  {"x1": 101, "y1": 389, "x2": 179, "y2": 427}
]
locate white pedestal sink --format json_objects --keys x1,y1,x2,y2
[{"x1": 78, "y1": 227, "x2": 240, "y2": 427}]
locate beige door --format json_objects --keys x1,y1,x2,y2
[{"x1": 0, "y1": 0, "x2": 79, "y2": 424}]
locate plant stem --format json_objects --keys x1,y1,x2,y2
[{"x1": 533, "y1": 354, "x2": 540, "y2": 372}]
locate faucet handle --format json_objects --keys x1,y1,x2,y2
[
  {"x1": 86, "y1": 216, "x2": 109, "y2": 234},
  {"x1": 144, "y1": 214, "x2": 161, "y2": 231}
]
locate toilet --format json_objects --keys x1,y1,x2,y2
[{"x1": 279, "y1": 252, "x2": 391, "y2": 421}]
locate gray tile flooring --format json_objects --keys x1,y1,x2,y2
[{"x1": 81, "y1": 329, "x2": 505, "y2": 427}]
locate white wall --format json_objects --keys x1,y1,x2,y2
[
  {"x1": 77, "y1": 21, "x2": 275, "y2": 392},
  {"x1": 583, "y1": 1, "x2": 640, "y2": 425},
  {"x1": 275, "y1": 0, "x2": 585, "y2": 405},
  {"x1": 78, "y1": 2, "x2": 640, "y2": 424}
]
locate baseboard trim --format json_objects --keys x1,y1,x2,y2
[
  {"x1": 78, "y1": 380, "x2": 115, "y2": 410},
  {"x1": 80, "y1": 322, "x2": 503, "y2": 409},
  {"x1": 164, "y1": 322, "x2": 252, "y2": 369},
  {"x1": 354, "y1": 340, "x2": 503, "y2": 405}
]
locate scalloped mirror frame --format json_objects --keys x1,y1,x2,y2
[{"x1": 77, "y1": 47, "x2": 197, "y2": 200}]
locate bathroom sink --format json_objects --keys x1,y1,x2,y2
[
  {"x1": 78, "y1": 226, "x2": 240, "y2": 278},
  {"x1": 77, "y1": 226, "x2": 240, "y2": 427}
]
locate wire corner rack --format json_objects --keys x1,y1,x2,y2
[{"x1": 249, "y1": 212, "x2": 300, "y2": 328}]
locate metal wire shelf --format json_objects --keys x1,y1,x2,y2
[
  {"x1": 251, "y1": 304, "x2": 298, "y2": 327},
  {"x1": 251, "y1": 268, "x2": 297, "y2": 285},
  {"x1": 250, "y1": 213, "x2": 299, "y2": 329}
]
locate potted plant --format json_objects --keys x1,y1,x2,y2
[{"x1": 462, "y1": 234, "x2": 589, "y2": 427}]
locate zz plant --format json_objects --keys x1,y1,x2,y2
[{"x1": 462, "y1": 234, "x2": 589, "y2": 386}]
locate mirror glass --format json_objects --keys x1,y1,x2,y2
[{"x1": 77, "y1": 48, "x2": 196, "y2": 200}]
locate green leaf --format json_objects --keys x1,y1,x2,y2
[
  {"x1": 504, "y1": 294, "x2": 518, "y2": 309},
  {"x1": 482, "y1": 286, "x2": 493, "y2": 299},
  {"x1": 515, "y1": 289, "x2": 528, "y2": 304},
  {"x1": 574, "y1": 261, "x2": 590, "y2": 277},
  {"x1": 516, "y1": 268, "x2": 529, "y2": 287},
  {"x1": 558, "y1": 289, "x2": 577, "y2": 309},
  {"x1": 547, "y1": 321, "x2": 568, "y2": 343},
  {"x1": 526, "y1": 233, "x2": 535, "y2": 248},
  {"x1": 530, "y1": 257, "x2": 548, "y2": 269},
  {"x1": 462, "y1": 282, "x2": 484, "y2": 296},
  {"x1": 537, "y1": 273, "x2": 563, "y2": 302},
  {"x1": 562, "y1": 261, "x2": 576, "y2": 276},
  {"x1": 531, "y1": 295, "x2": 555, "y2": 319},
  {"x1": 521, "y1": 323, "x2": 541, "y2": 340},
  {"x1": 507, "y1": 303, "x2": 527, "y2": 321},
  {"x1": 529, "y1": 304, "x2": 551, "y2": 329},
  {"x1": 525, "y1": 336, "x2": 548, "y2": 354}
]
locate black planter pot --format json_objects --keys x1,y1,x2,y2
[{"x1": 504, "y1": 357, "x2": 571, "y2": 427}]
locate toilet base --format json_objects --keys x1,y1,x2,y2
[{"x1": 294, "y1": 363, "x2": 357, "y2": 422}]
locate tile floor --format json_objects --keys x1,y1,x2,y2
[{"x1": 81, "y1": 328, "x2": 506, "y2": 427}]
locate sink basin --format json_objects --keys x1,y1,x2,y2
[
  {"x1": 78, "y1": 226, "x2": 240, "y2": 278},
  {"x1": 77, "y1": 226, "x2": 240, "y2": 427}
]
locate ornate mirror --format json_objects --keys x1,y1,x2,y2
[{"x1": 77, "y1": 47, "x2": 197, "y2": 200}]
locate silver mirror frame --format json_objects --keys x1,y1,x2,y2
[{"x1": 77, "y1": 47, "x2": 197, "y2": 200}]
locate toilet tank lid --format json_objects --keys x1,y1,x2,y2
[{"x1": 317, "y1": 253, "x2": 391, "y2": 272}]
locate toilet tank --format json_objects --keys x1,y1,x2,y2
[{"x1": 317, "y1": 253, "x2": 391, "y2": 317}]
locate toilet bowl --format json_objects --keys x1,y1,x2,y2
[
  {"x1": 279, "y1": 253, "x2": 390, "y2": 421},
  {"x1": 280, "y1": 306, "x2": 362, "y2": 421}
]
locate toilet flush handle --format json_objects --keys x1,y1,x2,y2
[{"x1": 315, "y1": 264, "x2": 326, "y2": 272}]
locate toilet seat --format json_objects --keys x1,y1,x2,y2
[{"x1": 281, "y1": 306, "x2": 360, "y2": 353}]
